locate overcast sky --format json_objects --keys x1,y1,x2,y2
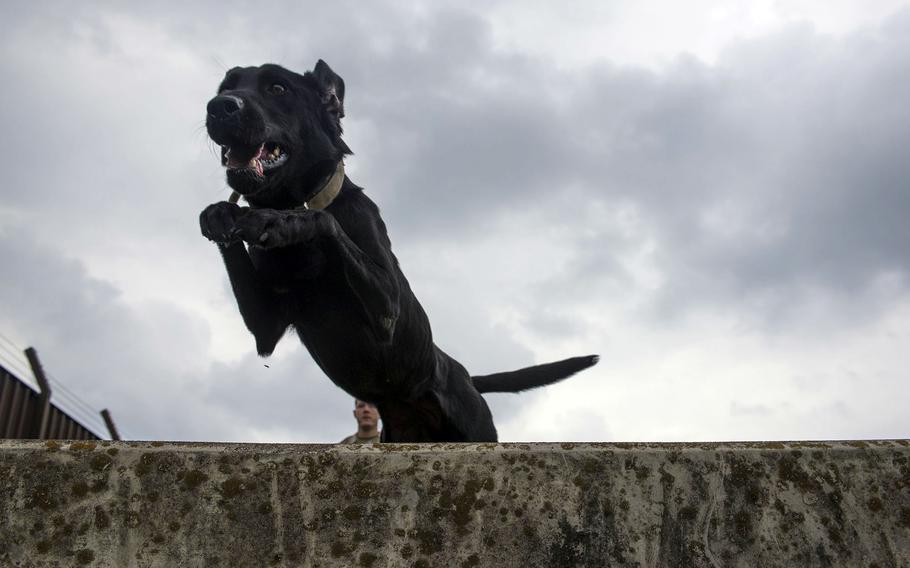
[{"x1": 0, "y1": 1, "x2": 908, "y2": 443}]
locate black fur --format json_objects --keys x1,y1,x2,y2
[{"x1": 199, "y1": 61, "x2": 598, "y2": 442}]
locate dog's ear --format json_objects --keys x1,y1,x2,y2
[{"x1": 313, "y1": 59, "x2": 345, "y2": 119}]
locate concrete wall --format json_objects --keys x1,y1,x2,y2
[{"x1": 0, "y1": 440, "x2": 908, "y2": 567}]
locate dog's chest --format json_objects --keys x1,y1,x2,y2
[{"x1": 250, "y1": 244, "x2": 328, "y2": 286}]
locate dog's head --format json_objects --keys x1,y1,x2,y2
[{"x1": 206, "y1": 60, "x2": 351, "y2": 207}]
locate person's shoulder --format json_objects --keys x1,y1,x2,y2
[{"x1": 339, "y1": 434, "x2": 357, "y2": 444}]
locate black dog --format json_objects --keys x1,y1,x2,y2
[{"x1": 199, "y1": 60, "x2": 598, "y2": 442}]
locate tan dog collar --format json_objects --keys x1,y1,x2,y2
[{"x1": 228, "y1": 161, "x2": 345, "y2": 211}]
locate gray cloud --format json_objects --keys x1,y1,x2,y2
[{"x1": 499, "y1": 18, "x2": 910, "y2": 328}]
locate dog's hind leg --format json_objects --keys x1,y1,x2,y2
[{"x1": 431, "y1": 349, "x2": 499, "y2": 442}]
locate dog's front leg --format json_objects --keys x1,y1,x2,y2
[
  {"x1": 235, "y1": 208, "x2": 400, "y2": 342},
  {"x1": 328, "y1": 222, "x2": 402, "y2": 343},
  {"x1": 200, "y1": 202, "x2": 288, "y2": 355}
]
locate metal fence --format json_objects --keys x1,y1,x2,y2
[
  {"x1": 0, "y1": 363, "x2": 100, "y2": 439},
  {"x1": 0, "y1": 342, "x2": 110, "y2": 440}
]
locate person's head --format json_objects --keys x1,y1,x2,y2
[{"x1": 353, "y1": 399, "x2": 379, "y2": 433}]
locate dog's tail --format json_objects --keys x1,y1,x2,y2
[{"x1": 471, "y1": 355, "x2": 599, "y2": 394}]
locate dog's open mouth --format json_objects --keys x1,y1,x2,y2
[{"x1": 221, "y1": 142, "x2": 288, "y2": 177}]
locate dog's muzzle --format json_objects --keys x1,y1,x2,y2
[{"x1": 206, "y1": 94, "x2": 288, "y2": 179}]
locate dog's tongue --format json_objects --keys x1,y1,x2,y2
[{"x1": 225, "y1": 144, "x2": 266, "y2": 176}]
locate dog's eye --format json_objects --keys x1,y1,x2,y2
[{"x1": 266, "y1": 84, "x2": 287, "y2": 95}]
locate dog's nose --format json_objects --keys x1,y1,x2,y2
[{"x1": 207, "y1": 95, "x2": 244, "y2": 120}]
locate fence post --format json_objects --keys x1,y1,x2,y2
[
  {"x1": 100, "y1": 409, "x2": 121, "y2": 441},
  {"x1": 24, "y1": 347, "x2": 52, "y2": 439}
]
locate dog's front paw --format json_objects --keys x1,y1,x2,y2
[
  {"x1": 234, "y1": 208, "x2": 327, "y2": 249},
  {"x1": 200, "y1": 201, "x2": 244, "y2": 245}
]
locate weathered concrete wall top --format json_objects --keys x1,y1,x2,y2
[{"x1": 0, "y1": 440, "x2": 908, "y2": 567}]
